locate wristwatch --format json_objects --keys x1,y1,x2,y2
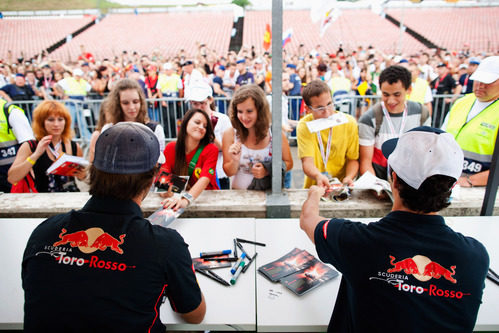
[{"x1": 181, "y1": 192, "x2": 194, "y2": 206}]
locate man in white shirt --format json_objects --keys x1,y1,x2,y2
[{"x1": 182, "y1": 60, "x2": 204, "y2": 99}]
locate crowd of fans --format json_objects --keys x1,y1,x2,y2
[
  {"x1": 0, "y1": 43, "x2": 494, "y2": 120},
  {"x1": 1, "y1": 42, "x2": 497, "y2": 194}
]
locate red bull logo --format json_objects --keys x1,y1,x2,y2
[
  {"x1": 53, "y1": 228, "x2": 89, "y2": 247},
  {"x1": 53, "y1": 227, "x2": 126, "y2": 255},
  {"x1": 387, "y1": 256, "x2": 419, "y2": 275},
  {"x1": 387, "y1": 255, "x2": 457, "y2": 284}
]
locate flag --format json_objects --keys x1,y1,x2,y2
[
  {"x1": 282, "y1": 28, "x2": 293, "y2": 48},
  {"x1": 319, "y1": 7, "x2": 340, "y2": 37},
  {"x1": 263, "y1": 23, "x2": 271, "y2": 51}
]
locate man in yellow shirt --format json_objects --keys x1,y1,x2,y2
[
  {"x1": 297, "y1": 80, "x2": 359, "y2": 188},
  {"x1": 407, "y1": 63, "x2": 433, "y2": 115},
  {"x1": 157, "y1": 63, "x2": 183, "y2": 138}
]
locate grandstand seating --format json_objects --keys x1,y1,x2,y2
[
  {"x1": 49, "y1": 12, "x2": 233, "y2": 61},
  {"x1": 386, "y1": 7, "x2": 499, "y2": 53},
  {"x1": 0, "y1": 16, "x2": 94, "y2": 60},
  {"x1": 243, "y1": 10, "x2": 425, "y2": 55},
  {"x1": 1, "y1": 7, "x2": 498, "y2": 61}
]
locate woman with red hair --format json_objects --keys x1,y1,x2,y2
[{"x1": 8, "y1": 100, "x2": 85, "y2": 192}]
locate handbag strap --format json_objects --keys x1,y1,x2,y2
[{"x1": 188, "y1": 145, "x2": 204, "y2": 177}]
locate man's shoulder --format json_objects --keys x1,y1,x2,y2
[
  {"x1": 149, "y1": 223, "x2": 184, "y2": 242},
  {"x1": 452, "y1": 93, "x2": 476, "y2": 107},
  {"x1": 299, "y1": 113, "x2": 314, "y2": 123},
  {"x1": 297, "y1": 114, "x2": 314, "y2": 131},
  {"x1": 444, "y1": 74, "x2": 456, "y2": 84},
  {"x1": 0, "y1": 84, "x2": 15, "y2": 92},
  {"x1": 28, "y1": 211, "x2": 73, "y2": 242},
  {"x1": 358, "y1": 105, "x2": 377, "y2": 126},
  {"x1": 406, "y1": 100, "x2": 423, "y2": 115},
  {"x1": 213, "y1": 76, "x2": 223, "y2": 84},
  {"x1": 315, "y1": 218, "x2": 370, "y2": 243}
]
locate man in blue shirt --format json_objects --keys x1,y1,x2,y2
[
  {"x1": 235, "y1": 59, "x2": 254, "y2": 89},
  {"x1": 300, "y1": 126, "x2": 489, "y2": 332},
  {"x1": 286, "y1": 63, "x2": 302, "y2": 133}
]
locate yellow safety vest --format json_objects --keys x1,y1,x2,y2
[
  {"x1": 408, "y1": 78, "x2": 428, "y2": 105},
  {"x1": 0, "y1": 99, "x2": 24, "y2": 166},
  {"x1": 446, "y1": 93, "x2": 499, "y2": 173},
  {"x1": 158, "y1": 74, "x2": 181, "y2": 95},
  {"x1": 64, "y1": 77, "x2": 88, "y2": 96}
]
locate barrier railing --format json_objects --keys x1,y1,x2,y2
[{"x1": 6, "y1": 93, "x2": 462, "y2": 147}]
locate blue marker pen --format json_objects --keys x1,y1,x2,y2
[
  {"x1": 200, "y1": 249, "x2": 232, "y2": 258},
  {"x1": 230, "y1": 261, "x2": 246, "y2": 285},
  {"x1": 231, "y1": 252, "x2": 246, "y2": 274}
]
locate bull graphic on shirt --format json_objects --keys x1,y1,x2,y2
[
  {"x1": 387, "y1": 255, "x2": 457, "y2": 284},
  {"x1": 53, "y1": 228, "x2": 126, "y2": 255}
]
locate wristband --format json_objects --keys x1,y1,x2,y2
[
  {"x1": 26, "y1": 157, "x2": 36, "y2": 165},
  {"x1": 181, "y1": 192, "x2": 194, "y2": 206},
  {"x1": 465, "y1": 174, "x2": 473, "y2": 187}
]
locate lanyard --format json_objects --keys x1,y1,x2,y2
[
  {"x1": 48, "y1": 141, "x2": 62, "y2": 159},
  {"x1": 434, "y1": 75, "x2": 446, "y2": 90},
  {"x1": 381, "y1": 102, "x2": 408, "y2": 137},
  {"x1": 316, "y1": 128, "x2": 333, "y2": 170}
]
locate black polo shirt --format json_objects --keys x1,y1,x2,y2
[
  {"x1": 22, "y1": 195, "x2": 202, "y2": 332},
  {"x1": 432, "y1": 73, "x2": 457, "y2": 95},
  {"x1": 314, "y1": 211, "x2": 489, "y2": 332}
]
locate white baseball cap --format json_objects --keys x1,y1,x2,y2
[
  {"x1": 73, "y1": 68, "x2": 84, "y2": 76},
  {"x1": 185, "y1": 83, "x2": 212, "y2": 102},
  {"x1": 382, "y1": 127, "x2": 463, "y2": 190},
  {"x1": 470, "y1": 56, "x2": 499, "y2": 84}
]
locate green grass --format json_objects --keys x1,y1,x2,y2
[
  {"x1": 0, "y1": 0, "x2": 209, "y2": 12},
  {"x1": 1, "y1": 0, "x2": 125, "y2": 11}
]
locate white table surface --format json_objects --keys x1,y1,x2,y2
[
  {"x1": 0, "y1": 218, "x2": 44, "y2": 329},
  {"x1": 255, "y1": 219, "x2": 340, "y2": 332},
  {"x1": 1, "y1": 216, "x2": 497, "y2": 331},
  {"x1": 0, "y1": 217, "x2": 256, "y2": 331},
  {"x1": 162, "y1": 217, "x2": 256, "y2": 331},
  {"x1": 256, "y1": 217, "x2": 499, "y2": 332}
]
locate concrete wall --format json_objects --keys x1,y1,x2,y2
[{"x1": 0, "y1": 187, "x2": 496, "y2": 219}]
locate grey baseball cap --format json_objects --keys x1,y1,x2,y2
[{"x1": 94, "y1": 122, "x2": 164, "y2": 174}]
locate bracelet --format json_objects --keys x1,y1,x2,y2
[
  {"x1": 465, "y1": 174, "x2": 473, "y2": 187},
  {"x1": 181, "y1": 192, "x2": 194, "y2": 206},
  {"x1": 26, "y1": 157, "x2": 36, "y2": 165}
]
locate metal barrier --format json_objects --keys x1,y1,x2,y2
[{"x1": 7, "y1": 93, "x2": 463, "y2": 148}]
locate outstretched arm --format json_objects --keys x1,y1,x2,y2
[{"x1": 300, "y1": 185, "x2": 326, "y2": 243}]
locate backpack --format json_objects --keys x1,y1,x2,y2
[{"x1": 373, "y1": 102, "x2": 430, "y2": 137}]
